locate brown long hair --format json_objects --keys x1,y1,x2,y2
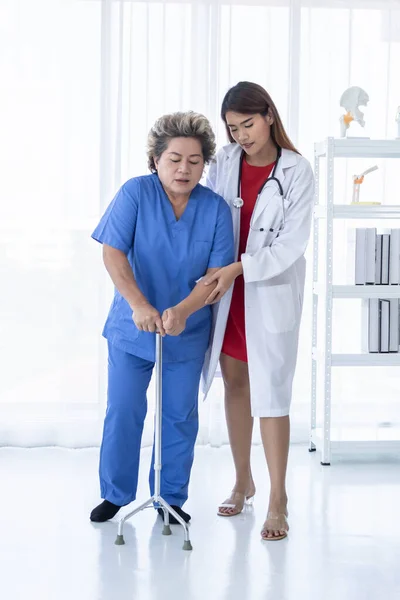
[{"x1": 221, "y1": 81, "x2": 300, "y2": 154}]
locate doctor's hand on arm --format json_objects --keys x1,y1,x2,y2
[
  {"x1": 161, "y1": 267, "x2": 220, "y2": 336},
  {"x1": 102, "y1": 244, "x2": 166, "y2": 336},
  {"x1": 203, "y1": 262, "x2": 243, "y2": 305}
]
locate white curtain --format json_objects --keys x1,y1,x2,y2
[{"x1": 1, "y1": 0, "x2": 400, "y2": 447}]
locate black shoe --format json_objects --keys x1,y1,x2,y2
[
  {"x1": 90, "y1": 500, "x2": 121, "y2": 522},
  {"x1": 157, "y1": 505, "x2": 191, "y2": 525}
]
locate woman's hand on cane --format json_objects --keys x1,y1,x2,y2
[
  {"x1": 162, "y1": 306, "x2": 187, "y2": 336},
  {"x1": 131, "y1": 302, "x2": 166, "y2": 336}
]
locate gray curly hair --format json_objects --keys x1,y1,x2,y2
[{"x1": 147, "y1": 111, "x2": 216, "y2": 173}]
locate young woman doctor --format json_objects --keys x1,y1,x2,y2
[{"x1": 202, "y1": 82, "x2": 314, "y2": 541}]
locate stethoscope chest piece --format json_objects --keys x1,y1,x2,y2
[{"x1": 233, "y1": 197, "x2": 244, "y2": 209}]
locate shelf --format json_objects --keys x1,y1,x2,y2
[
  {"x1": 313, "y1": 284, "x2": 400, "y2": 299},
  {"x1": 311, "y1": 137, "x2": 400, "y2": 462},
  {"x1": 312, "y1": 349, "x2": 400, "y2": 366},
  {"x1": 335, "y1": 205, "x2": 400, "y2": 219},
  {"x1": 314, "y1": 204, "x2": 400, "y2": 219},
  {"x1": 315, "y1": 138, "x2": 400, "y2": 159},
  {"x1": 312, "y1": 426, "x2": 400, "y2": 452},
  {"x1": 332, "y1": 354, "x2": 400, "y2": 366}
]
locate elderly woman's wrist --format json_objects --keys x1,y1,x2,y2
[
  {"x1": 233, "y1": 261, "x2": 243, "y2": 277},
  {"x1": 129, "y1": 297, "x2": 149, "y2": 311},
  {"x1": 175, "y1": 301, "x2": 190, "y2": 320}
]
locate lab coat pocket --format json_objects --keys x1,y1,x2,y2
[
  {"x1": 259, "y1": 283, "x2": 296, "y2": 334},
  {"x1": 260, "y1": 196, "x2": 289, "y2": 237},
  {"x1": 250, "y1": 196, "x2": 289, "y2": 253}
]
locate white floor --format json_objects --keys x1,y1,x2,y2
[{"x1": 1, "y1": 445, "x2": 400, "y2": 600}]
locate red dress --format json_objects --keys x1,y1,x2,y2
[{"x1": 221, "y1": 158, "x2": 275, "y2": 362}]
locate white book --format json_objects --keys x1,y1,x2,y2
[
  {"x1": 389, "y1": 229, "x2": 400, "y2": 284},
  {"x1": 363, "y1": 298, "x2": 380, "y2": 353},
  {"x1": 381, "y1": 233, "x2": 390, "y2": 285},
  {"x1": 355, "y1": 228, "x2": 367, "y2": 285},
  {"x1": 375, "y1": 234, "x2": 383, "y2": 284},
  {"x1": 361, "y1": 299, "x2": 368, "y2": 352},
  {"x1": 365, "y1": 228, "x2": 377, "y2": 284},
  {"x1": 398, "y1": 302, "x2": 400, "y2": 351},
  {"x1": 389, "y1": 299, "x2": 400, "y2": 352},
  {"x1": 379, "y1": 299, "x2": 390, "y2": 352},
  {"x1": 362, "y1": 298, "x2": 380, "y2": 353},
  {"x1": 346, "y1": 228, "x2": 356, "y2": 284}
]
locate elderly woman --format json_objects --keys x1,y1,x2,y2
[{"x1": 90, "y1": 112, "x2": 234, "y2": 524}]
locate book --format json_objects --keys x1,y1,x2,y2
[
  {"x1": 363, "y1": 298, "x2": 380, "y2": 353},
  {"x1": 389, "y1": 229, "x2": 400, "y2": 284},
  {"x1": 375, "y1": 234, "x2": 383, "y2": 284},
  {"x1": 365, "y1": 228, "x2": 377, "y2": 284},
  {"x1": 379, "y1": 299, "x2": 390, "y2": 352},
  {"x1": 389, "y1": 299, "x2": 400, "y2": 352},
  {"x1": 381, "y1": 233, "x2": 390, "y2": 285},
  {"x1": 354, "y1": 228, "x2": 376, "y2": 284},
  {"x1": 355, "y1": 228, "x2": 367, "y2": 285}
]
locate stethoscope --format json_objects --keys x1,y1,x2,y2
[{"x1": 232, "y1": 146, "x2": 285, "y2": 233}]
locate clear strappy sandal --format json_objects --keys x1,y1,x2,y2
[
  {"x1": 217, "y1": 490, "x2": 255, "y2": 517},
  {"x1": 261, "y1": 512, "x2": 289, "y2": 541}
]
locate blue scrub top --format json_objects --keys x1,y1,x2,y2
[{"x1": 92, "y1": 174, "x2": 234, "y2": 362}]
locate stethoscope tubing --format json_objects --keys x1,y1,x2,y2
[{"x1": 234, "y1": 146, "x2": 285, "y2": 233}]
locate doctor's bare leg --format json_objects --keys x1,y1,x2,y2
[
  {"x1": 218, "y1": 353, "x2": 256, "y2": 515},
  {"x1": 260, "y1": 416, "x2": 290, "y2": 538}
]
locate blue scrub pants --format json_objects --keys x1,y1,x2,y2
[{"x1": 99, "y1": 341, "x2": 203, "y2": 507}]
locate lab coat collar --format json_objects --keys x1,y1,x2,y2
[{"x1": 222, "y1": 143, "x2": 298, "y2": 171}]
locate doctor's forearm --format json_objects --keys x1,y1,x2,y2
[
  {"x1": 176, "y1": 270, "x2": 219, "y2": 318},
  {"x1": 102, "y1": 244, "x2": 148, "y2": 309}
]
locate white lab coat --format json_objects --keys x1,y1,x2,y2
[{"x1": 202, "y1": 143, "x2": 314, "y2": 417}]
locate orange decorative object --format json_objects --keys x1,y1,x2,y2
[{"x1": 343, "y1": 112, "x2": 354, "y2": 125}]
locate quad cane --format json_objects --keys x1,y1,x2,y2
[{"x1": 115, "y1": 333, "x2": 193, "y2": 551}]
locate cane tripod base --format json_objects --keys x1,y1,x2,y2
[
  {"x1": 114, "y1": 535, "x2": 125, "y2": 546},
  {"x1": 114, "y1": 495, "x2": 192, "y2": 550}
]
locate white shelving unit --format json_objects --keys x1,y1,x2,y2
[{"x1": 310, "y1": 137, "x2": 400, "y2": 464}]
